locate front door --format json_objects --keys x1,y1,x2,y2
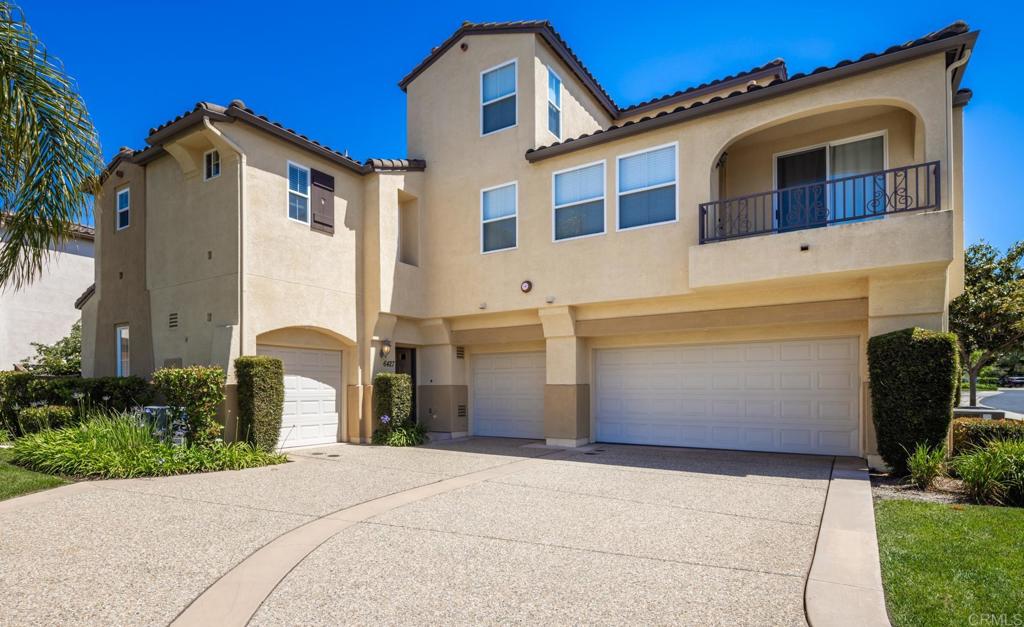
[
  {"x1": 776, "y1": 147, "x2": 827, "y2": 231},
  {"x1": 395, "y1": 347, "x2": 417, "y2": 422}
]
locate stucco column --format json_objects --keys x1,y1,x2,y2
[
  {"x1": 539, "y1": 306, "x2": 590, "y2": 447},
  {"x1": 414, "y1": 319, "x2": 468, "y2": 437}
]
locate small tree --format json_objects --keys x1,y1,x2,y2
[
  {"x1": 18, "y1": 321, "x2": 81, "y2": 375},
  {"x1": 949, "y1": 241, "x2": 1024, "y2": 406}
]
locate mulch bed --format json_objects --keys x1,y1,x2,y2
[{"x1": 870, "y1": 473, "x2": 971, "y2": 504}]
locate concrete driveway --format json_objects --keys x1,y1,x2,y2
[{"x1": 0, "y1": 439, "x2": 834, "y2": 626}]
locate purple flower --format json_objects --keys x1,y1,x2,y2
[{"x1": 380, "y1": 415, "x2": 391, "y2": 425}]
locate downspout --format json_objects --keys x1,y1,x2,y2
[
  {"x1": 945, "y1": 49, "x2": 970, "y2": 208},
  {"x1": 202, "y1": 117, "x2": 246, "y2": 365}
]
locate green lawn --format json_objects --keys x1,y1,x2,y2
[
  {"x1": 876, "y1": 499, "x2": 1024, "y2": 626},
  {"x1": 0, "y1": 447, "x2": 66, "y2": 501}
]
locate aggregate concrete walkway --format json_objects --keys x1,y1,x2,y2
[{"x1": 0, "y1": 439, "x2": 848, "y2": 625}]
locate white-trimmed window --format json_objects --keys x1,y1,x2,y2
[
  {"x1": 617, "y1": 143, "x2": 678, "y2": 230},
  {"x1": 547, "y1": 67, "x2": 561, "y2": 139},
  {"x1": 481, "y1": 60, "x2": 517, "y2": 135},
  {"x1": 287, "y1": 161, "x2": 310, "y2": 223},
  {"x1": 481, "y1": 182, "x2": 517, "y2": 253},
  {"x1": 204, "y1": 149, "x2": 220, "y2": 181},
  {"x1": 115, "y1": 325, "x2": 130, "y2": 377},
  {"x1": 116, "y1": 188, "x2": 130, "y2": 230},
  {"x1": 553, "y1": 161, "x2": 605, "y2": 241}
]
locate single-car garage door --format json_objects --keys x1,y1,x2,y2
[
  {"x1": 257, "y1": 346, "x2": 342, "y2": 449},
  {"x1": 472, "y1": 352, "x2": 545, "y2": 439},
  {"x1": 595, "y1": 338, "x2": 859, "y2": 455}
]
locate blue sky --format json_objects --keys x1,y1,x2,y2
[{"x1": 20, "y1": 0, "x2": 1022, "y2": 250}]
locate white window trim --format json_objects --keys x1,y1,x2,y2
[
  {"x1": 615, "y1": 141, "x2": 679, "y2": 232},
  {"x1": 480, "y1": 180, "x2": 518, "y2": 254},
  {"x1": 286, "y1": 160, "x2": 311, "y2": 225},
  {"x1": 203, "y1": 149, "x2": 221, "y2": 181},
  {"x1": 115, "y1": 324, "x2": 129, "y2": 377},
  {"x1": 552, "y1": 159, "x2": 606, "y2": 243},
  {"x1": 546, "y1": 66, "x2": 562, "y2": 141},
  {"x1": 480, "y1": 59, "x2": 518, "y2": 137},
  {"x1": 115, "y1": 187, "x2": 130, "y2": 231}
]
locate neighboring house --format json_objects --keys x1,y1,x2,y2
[
  {"x1": 1, "y1": 223, "x2": 94, "y2": 370},
  {"x1": 80, "y1": 20, "x2": 976, "y2": 464}
]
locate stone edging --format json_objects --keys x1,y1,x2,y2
[{"x1": 804, "y1": 457, "x2": 891, "y2": 627}]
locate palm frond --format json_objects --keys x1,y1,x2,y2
[{"x1": 0, "y1": 2, "x2": 102, "y2": 289}]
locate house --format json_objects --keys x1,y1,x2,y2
[
  {"x1": 79, "y1": 20, "x2": 976, "y2": 464},
  {"x1": 1, "y1": 222, "x2": 95, "y2": 370}
]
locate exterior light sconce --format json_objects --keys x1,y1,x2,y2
[{"x1": 380, "y1": 339, "x2": 392, "y2": 359}]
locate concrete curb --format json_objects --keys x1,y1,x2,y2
[
  {"x1": 170, "y1": 452, "x2": 561, "y2": 627},
  {"x1": 805, "y1": 457, "x2": 890, "y2": 627}
]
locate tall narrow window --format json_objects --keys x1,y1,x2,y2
[
  {"x1": 617, "y1": 143, "x2": 677, "y2": 230},
  {"x1": 481, "y1": 182, "x2": 517, "y2": 253},
  {"x1": 547, "y1": 68, "x2": 562, "y2": 139},
  {"x1": 116, "y1": 325, "x2": 130, "y2": 377},
  {"x1": 116, "y1": 188, "x2": 130, "y2": 230},
  {"x1": 287, "y1": 162, "x2": 310, "y2": 223},
  {"x1": 554, "y1": 162, "x2": 605, "y2": 241},
  {"x1": 481, "y1": 60, "x2": 517, "y2": 135},
  {"x1": 204, "y1": 149, "x2": 220, "y2": 180}
]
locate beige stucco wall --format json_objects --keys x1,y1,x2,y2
[{"x1": 0, "y1": 234, "x2": 93, "y2": 370}]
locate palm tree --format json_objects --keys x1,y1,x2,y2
[{"x1": 0, "y1": 2, "x2": 102, "y2": 289}]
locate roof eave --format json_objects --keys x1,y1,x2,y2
[
  {"x1": 526, "y1": 30, "x2": 977, "y2": 163},
  {"x1": 617, "y1": 63, "x2": 787, "y2": 118}
]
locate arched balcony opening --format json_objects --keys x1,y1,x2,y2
[{"x1": 702, "y1": 104, "x2": 938, "y2": 243}]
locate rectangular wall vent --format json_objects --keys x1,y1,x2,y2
[
  {"x1": 457, "y1": 404, "x2": 467, "y2": 418},
  {"x1": 168, "y1": 313, "x2": 179, "y2": 328},
  {"x1": 456, "y1": 346, "x2": 465, "y2": 359}
]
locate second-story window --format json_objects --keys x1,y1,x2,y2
[
  {"x1": 617, "y1": 143, "x2": 678, "y2": 230},
  {"x1": 547, "y1": 68, "x2": 562, "y2": 139},
  {"x1": 287, "y1": 162, "x2": 310, "y2": 223},
  {"x1": 116, "y1": 188, "x2": 130, "y2": 230},
  {"x1": 481, "y1": 182, "x2": 517, "y2": 253},
  {"x1": 554, "y1": 161, "x2": 605, "y2": 241},
  {"x1": 481, "y1": 60, "x2": 517, "y2": 135},
  {"x1": 204, "y1": 149, "x2": 220, "y2": 181}
]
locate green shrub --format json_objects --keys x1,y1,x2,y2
[
  {"x1": 11, "y1": 411, "x2": 286, "y2": 479},
  {"x1": 235, "y1": 356, "x2": 285, "y2": 451},
  {"x1": 951, "y1": 418, "x2": 1024, "y2": 456},
  {"x1": 17, "y1": 405, "x2": 75, "y2": 433},
  {"x1": 868, "y1": 328, "x2": 959, "y2": 474},
  {"x1": 152, "y1": 366, "x2": 226, "y2": 444},
  {"x1": 1, "y1": 372, "x2": 153, "y2": 435},
  {"x1": 954, "y1": 440, "x2": 1024, "y2": 506},
  {"x1": 371, "y1": 422, "x2": 426, "y2": 447},
  {"x1": 905, "y1": 443, "x2": 946, "y2": 489},
  {"x1": 373, "y1": 372, "x2": 412, "y2": 426}
]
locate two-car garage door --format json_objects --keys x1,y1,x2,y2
[{"x1": 594, "y1": 338, "x2": 860, "y2": 456}]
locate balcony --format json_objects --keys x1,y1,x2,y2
[{"x1": 699, "y1": 161, "x2": 941, "y2": 244}]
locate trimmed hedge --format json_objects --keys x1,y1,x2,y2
[
  {"x1": 152, "y1": 366, "x2": 226, "y2": 444},
  {"x1": 373, "y1": 372, "x2": 412, "y2": 427},
  {"x1": 235, "y1": 356, "x2": 285, "y2": 452},
  {"x1": 17, "y1": 405, "x2": 76, "y2": 433},
  {"x1": 0, "y1": 372, "x2": 153, "y2": 435},
  {"x1": 951, "y1": 418, "x2": 1024, "y2": 456},
  {"x1": 868, "y1": 327, "x2": 959, "y2": 474}
]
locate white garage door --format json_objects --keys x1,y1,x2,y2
[
  {"x1": 257, "y1": 346, "x2": 342, "y2": 449},
  {"x1": 595, "y1": 338, "x2": 859, "y2": 455},
  {"x1": 472, "y1": 352, "x2": 545, "y2": 439}
]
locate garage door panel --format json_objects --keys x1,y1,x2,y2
[
  {"x1": 258, "y1": 346, "x2": 341, "y2": 449},
  {"x1": 472, "y1": 352, "x2": 544, "y2": 439},
  {"x1": 595, "y1": 338, "x2": 859, "y2": 456}
]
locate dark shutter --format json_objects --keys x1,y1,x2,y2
[{"x1": 310, "y1": 169, "x2": 335, "y2": 234}]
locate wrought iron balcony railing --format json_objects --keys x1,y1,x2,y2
[{"x1": 699, "y1": 161, "x2": 941, "y2": 244}]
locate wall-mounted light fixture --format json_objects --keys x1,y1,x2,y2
[{"x1": 379, "y1": 339, "x2": 392, "y2": 359}]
